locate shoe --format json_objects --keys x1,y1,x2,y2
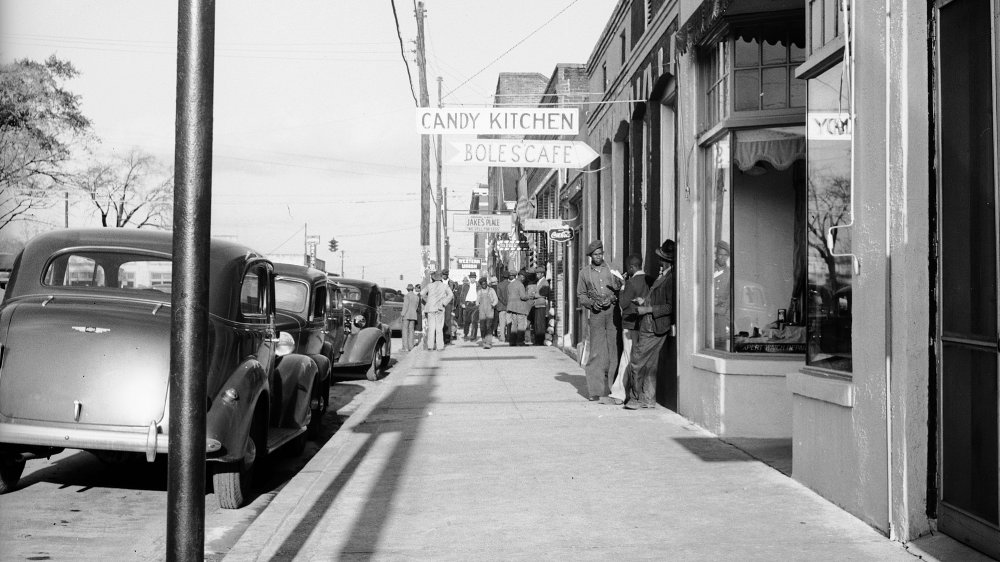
[
  {"x1": 484, "y1": 345, "x2": 491, "y2": 349},
  {"x1": 642, "y1": 402, "x2": 656, "y2": 409},
  {"x1": 623, "y1": 401, "x2": 640, "y2": 410},
  {"x1": 598, "y1": 397, "x2": 623, "y2": 405},
  {"x1": 588, "y1": 396, "x2": 600, "y2": 402}
]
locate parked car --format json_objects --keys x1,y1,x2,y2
[
  {"x1": 380, "y1": 287, "x2": 404, "y2": 336},
  {"x1": 273, "y1": 263, "x2": 352, "y2": 436},
  {"x1": 332, "y1": 278, "x2": 392, "y2": 381},
  {"x1": 0, "y1": 228, "x2": 322, "y2": 509}
]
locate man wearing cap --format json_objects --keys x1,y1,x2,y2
[
  {"x1": 495, "y1": 271, "x2": 511, "y2": 341},
  {"x1": 420, "y1": 270, "x2": 453, "y2": 351},
  {"x1": 400, "y1": 283, "x2": 420, "y2": 351},
  {"x1": 530, "y1": 265, "x2": 549, "y2": 345},
  {"x1": 460, "y1": 274, "x2": 477, "y2": 340},
  {"x1": 713, "y1": 240, "x2": 731, "y2": 350},
  {"x1": 576, "y1": 239, "x2": 624, "y2": 401},
  {"x1": 506, "y1": 269, "x2": 531, "y2": 346},
  {"x1": 624, "y1": 239, "x2": 675, "y2": 409}
]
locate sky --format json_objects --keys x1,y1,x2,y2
[{"x1": 1, "y1": 0, "x2": 615, "y2": 288}]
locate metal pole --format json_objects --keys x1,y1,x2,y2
[
  {"x1": 436, "y1": 76, "x2": 444, "y2": 269},
  {"x1": 167, "y1": 1, "x2": 214, "y2": 559},
  {"x1": 415, "y1": 2, "x2": 431, "y2": 270}
]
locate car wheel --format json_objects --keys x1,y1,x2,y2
[
  {"x1": 366, "y1": 340, "x2": 385, "y2": 381},
  {"x1": 0, "y1": 456, "x2": 25, "y2": 494},
  {"x1": 307, "y1": 377, "x2": 330, "y2": 439},
  {"x1": 213, "y1": 409, "x2": 266, "y2": 509}
]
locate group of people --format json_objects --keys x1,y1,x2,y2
[
  {"x1": 398, "y1": 267, "x2": 552, "y2": 352},
  {"x1": 576, "y1": 238, "x2": 675, "y2": 411}
]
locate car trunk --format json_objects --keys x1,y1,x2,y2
[{"x1": 0, "y1": 298, "x2": 171, "y2": 427}]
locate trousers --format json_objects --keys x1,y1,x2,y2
[
  {"x1": 403, "y1": 319, "x2": 416, "y2": 351},
  {"x1": 610, "y1": 328, "x2": 637, "y2": 401},
  {"x1": 425, "y1": 310, "x2": 445, "y2": 350},
  {"x1": 584, "y1": 308, "x2": 618, "y2": 398},
  {"x1": 627, "y1": 329, "x2": 666, "y2": 405}
]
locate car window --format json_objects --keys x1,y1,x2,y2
[
  {"x1": 275, "y1": 279, "x2": 308, "y2": 314},
  {"x1": 313, "y1": 284, "x2": 328, "y2": 318},
  {"x1": 43, "y1": 251, "x2": 170, "y2": 291},
  {"x1": 240, "y1": 264, "x2": 270, "y2": 318},
  {"x1": 341, "y1": 286, "x2": 363, "y2": 302}
]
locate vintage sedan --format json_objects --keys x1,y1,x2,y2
[
  {"x1": 332, "y1": 277, "x2": 391, "y2": 381},
  {"x1": 380, "y1": 287, "x2": 404, "y2": 336},
  {"x1": 0, "y1": 229, "x2": 322, "y2": 509},
  {"x1": 273, "y1": 263, "x2": 351, "y2": 434}
]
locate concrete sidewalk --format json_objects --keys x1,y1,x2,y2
[{"x1": 224, "y1": 342, "x2": 986, "y2": 561}]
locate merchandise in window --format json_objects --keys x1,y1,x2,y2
[
  {"x1": 707, "y1": 127, "x2": 807, "y2": 353},
  {"x1": 806, "y1": 63, "x2": 852, "y2": 371}
]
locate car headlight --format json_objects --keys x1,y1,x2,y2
[{"x1": 353, "y1": 314, "x2": 366, "y2": 328}]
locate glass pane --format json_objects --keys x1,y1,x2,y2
[
  {"x1": 735, "y1": 36, "x2": 759, "y2": 68},
  {"x1": 824, "y1": 0, "x2": 839, "y2": 44},
  {"x1": 762, "y1": 39, "x2": 786, "y2": 65},
  {"x1": 275, "y1": 279, "x2": 309, "y2": 314},
  {"x1": 735, "y1": 69, "x2": 760, "y2": 111},
  {"x1": 941, "y1": 343, "x2": 999, "y2": 524},
  {"x1": 762, "y1": 67, "x2": 787, "y2": 109},
  {"x1": 240, "y1": 272, "x2": 260, "y2": 315},
  {"x1": 939, "y1": 0, "x2": 998, "y2": 341},
  {"x1": 708, "y1": 137, "x2": 732, "y2": 351},
  {"x1": 811, "y1": 0, "x2": 824, "y2": 52},
  {"x1": 731, "y1": 127, "x2": 807, "y2": 354},
  {"x1": 790, "y1": 40, "x2": 806, "y2": 63},
  {"x1": 806, "y1": 64, "x2": 852, "y2": 371},
  {"x1": 790, "y1": 72, "x2": 807, "y2": 108}
]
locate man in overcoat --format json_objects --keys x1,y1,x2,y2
[
  {"x1": 576, "y1": 240, "x2": 623, "y2": 401},
  {"x1": 624, "y1": 239, "x2": 674, "y2": 409}
]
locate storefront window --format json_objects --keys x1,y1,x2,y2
[
  {"x1": 707, "y1": 127, "x2": 807, "y2": 353},
  {"x1": 806, "y1": 63, "x2": 852, "y2": 371},
  {"x1": 733, "y1": 33, "x2": 806, "y2": 112}
]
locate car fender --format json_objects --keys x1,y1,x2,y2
[
  {"x1": 338, "y1": 327, "x2": 386, "y2": 366},
  {"x1": 274, "y1": 354, "x2": 318, "y2": 429},
  {"x1": 206, "y1": 359, "x2": 269, "y2": 464},
  {"x1": 308, "y1": 353, "x2": 331, "y2": 384}
]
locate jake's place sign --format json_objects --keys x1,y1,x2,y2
[
  {"x1": 416, "y1": 108, "x2": 578, "y2": 135},
  {"x1": 452, "y1": 213, "x2": 513, "y2": 233}
]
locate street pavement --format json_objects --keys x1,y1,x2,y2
[{"x1": 224, "y1": 339, "x2": 993, "y2": 561}]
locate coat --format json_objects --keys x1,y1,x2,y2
[{"x1": 638, "y1": 267, "x2": 674, "y2": 336}]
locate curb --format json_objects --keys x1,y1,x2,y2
[{"x1": 223, "y1": 346, "x2": 424, "y2": 561}]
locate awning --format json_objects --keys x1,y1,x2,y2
[
  {"x1": 675, "y1": 0, "x2": 734, "y2": 55},
  {"x1": 733, "y1": 127, "x2": 804, "y2": 172}
]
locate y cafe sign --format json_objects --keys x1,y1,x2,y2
[{"x1": 808, "y1": 112, "x2": 852, "y2": 141}]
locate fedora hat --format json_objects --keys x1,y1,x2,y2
[{"x1": 655, "y1": 238, "x2": 676, "y2": 262}]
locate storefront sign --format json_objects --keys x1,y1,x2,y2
[
  {"x1": 548, "y1": 227, "x2": 575, "y2": 242},
  {"x1": 808, "y1": 112, "x2": 852, "y2": 140},
  {"x1": 495, "y1": 240, "x2": 529, "y2": 250},
  {"x1": 416, "y1": 108, "x2": 578, "y2": 135},
  {"x1": 455, "y1": 257, "x2": 482, "y2": 270},
  {"x1": 515, "y1": 197, "x2": 535, "y2": 222},
  {"x1": 451, "y1": 213, "x2": 513, "y2": 233},
  {"x1": 447, "y1": 140, "x2": 600, "y2": 169},
  {"x1": 523, "y1": 218, "x2": 565, "y2": 232}
]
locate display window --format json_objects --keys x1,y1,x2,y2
[
  {"x1": 705, "y1": 126, "x2": 807, "y2": 353},
  {"x1": 805, "y1": 63, "x2": 852, "y2": 372}
]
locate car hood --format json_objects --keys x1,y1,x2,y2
[{"x1": 0, "y1": 297, "x2": 171, "y2": 427}]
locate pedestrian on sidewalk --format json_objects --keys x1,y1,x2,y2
[
  {"x1": 577, "y1": 239, "x2": 624, "y2": 402},
  {"x1": 506, "y1": 268, "x2": 531, "y2": 346},
  {"x1": 401, "y1": 283, "x2": 420, "y2": 351},
  {"x1": 459, "y1": 275, "x2": 475, "y2": 339},
  {"x1": 443, "y1": 269, "x2": 458, "y2": 344},
  {"x1": 524, "y1": 268, "x2": 539, "y2": 346},
  {"x1": 605, "y1": 253, "x2": 647, "y2": 405},
  {"x1": 496, "y1": 271, "x2": 514, "y2": 342},
  {"x1": 488, "y1": 275, "x2": 501, "y2": 339},
  {"x1": 531, "y1": 266, "x2": 549, "y2": 346},
  {"x1": 476, "y1": 276, "x2": 498, "y2": 348},
  {"x1": 625, "y1": 239, "x2": 675, "y2": 410},
  {"x1": 421, "y1": 270, "x2": 453, "y2": 351}
]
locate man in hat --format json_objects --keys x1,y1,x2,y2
[
  {"x1": 494, "y1": 272, "x2": 510, "y2": 341},
  {"x1": 576, "y1": 239, "x2": 624, "y2": 401},
  {"x1": 401, "y1": 283, "x2": 420, "y2": 351},
  {"x1": 530, "y1": 265, "x2": 549, "y2": 345},
  {"x1": 713, "y1": 240, "x2": 731, "y2": 351},
  {"x1": 604, "y1": 253, "x2": 647, "y2": 405},
  {"x1": 506, "y1": 268, "x2": 531, "y2": 346},
  {"x1": 624, "y1": 239, "x2": 675, "y2": 409},
  {"x1": 420, "y1": 270, "x2": 453, "y2": 351},
  {"x1": 442, "y1": 269, "x2": 458, "y2": 344}
]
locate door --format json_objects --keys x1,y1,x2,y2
[
  {"x1": 936, "y1": 0, "x2": 1000, "y2": 557},
  {"x1": 655, "y1": 99, "x2": 678, "y2": 410}
]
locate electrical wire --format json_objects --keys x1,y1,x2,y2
[
  {"x1": 389, "y1": 0, "x2": 419, "y2": 106},
  {"x1": 441, "y1": 0, "x2": 580, "y2": 101}
]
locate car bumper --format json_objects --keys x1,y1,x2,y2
[{"x1": 0, "y1": 420, "x2": 221, "y2": 462}]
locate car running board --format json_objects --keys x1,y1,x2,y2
[{"x1": 266, "y1": 427, "x2": 306, "y2": 454}]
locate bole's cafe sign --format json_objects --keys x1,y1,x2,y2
[{"x1": 452, "y1": 213, "x2": 513, "y2": 233}]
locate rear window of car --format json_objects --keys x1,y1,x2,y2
[
  {"x1": 275, "y1": 279, "x2": 308, "y2": 314},
  {"x1": 382, "y1": 289, "x2": 404, "y2": 303},
  {"x1": 43, "y1": 251, "x2": 172, "y2": 293},
  {"x1": 341, "y1": 286, "x2": 365, "y2": 302}
]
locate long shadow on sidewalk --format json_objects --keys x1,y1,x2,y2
[
  {"x1": 271, "y1": 364, "x2": 438, "y2": 559},
  {"x1": 555, "y1": 371, "x2": 589, "y2": 399}
]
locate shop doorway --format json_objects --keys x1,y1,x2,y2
[
  {"x1": 935, "y1": 0, "x2": 1000, "y2": 557},
  {"x1": 654, "y1": 93, "x2": 678, "y2": 410}
]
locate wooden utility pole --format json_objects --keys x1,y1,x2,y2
[
  {"x1": 436, "y1": 76, "x2": 443, "y2": 269},
  {"x1": 415, "y1": 2, "x2": 431, "y2": 271}
]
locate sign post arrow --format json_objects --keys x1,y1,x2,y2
[{"x1": 447, "y1": 139, "x2": 600, "y2": 169}]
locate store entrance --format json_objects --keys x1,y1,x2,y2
[{"x1": 935, "y1": 0, "x2": 1000, "y2": 557}]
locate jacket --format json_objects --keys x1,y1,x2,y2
[
  {"x1": 638, "y1": 267, "x2": 674, "y2": 336},
  {"x1": 401, "y1": 291, "x2": 420, "y2": 320},
  {"x1": 506, "y1": 279, "x2": 531, "y2": 315},
  {"x1": 619, "y1": 271, "x2": 650, "y2": 330}
]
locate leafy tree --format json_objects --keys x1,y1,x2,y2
[
  {"x1": 328, "y1": 237, "x2": 339, "y2": 253},
  {"x1": 74, "y1": 149, "x2": 173, "y2": 228},
  {"x1": 0, "y1": 55, "x2": 92, "y2": 231}
]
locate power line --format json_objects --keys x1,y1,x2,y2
[
  {"x1": 441, "y1": 0, "x2": 580, "y2": 101},
  {"x1": 389, "y1": 0, "x2": 419, "y2": 106}
]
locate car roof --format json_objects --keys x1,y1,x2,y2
[
  {"x1": 6, "y1": 228, "x2": 268, "y2": 316},
  {"x1": 337, "y1": 277, "x2": 379, "y2": 290},
  {"x1": 273, "y1": 262, "x2": 328, "y2": 284}
]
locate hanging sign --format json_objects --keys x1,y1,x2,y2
[
  {"x1": 416, "y1": 108, "x2": 578, "y2": 135},
  {"x1": 548, "y1": 227, "x2": 575, "y2": 242},
  {"x1": 447, "y1": 139, "x2": 600, "y2": 169},
  {"x1": 452, "y1": 213, "x2": 513, "y2": 233},
  {"x1": 523, "y1": 218, "x2": 565, "y2": 232},
  {"x1": 808, "y1": 112, "x2": 852, "y2": 141}
]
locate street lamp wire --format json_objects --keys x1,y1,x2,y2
[{"x1": 390, "y1": 0, "x2": 419, "y2": 106}]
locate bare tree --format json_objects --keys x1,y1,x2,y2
[
  {"x1": 0, "y1": 55, "x2": 92, "y2": 231},
  {"x1": 75, "y1": 149, "x2": 173, "y2": 228},
  {"x1": 807, "y1": 174, "x2": 851, "y2": 289}
]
